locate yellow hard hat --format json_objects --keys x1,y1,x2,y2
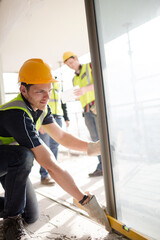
[
  {"x1": 63, "y1": 51, "x2": 76, "y2": 63},
  {"x1": 18, "y1": 58, "x2": 57, "y2": 84}
]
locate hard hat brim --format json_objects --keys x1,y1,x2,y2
[{"x1": 18, "y1": 77, "x2": 58, "y2": 84}]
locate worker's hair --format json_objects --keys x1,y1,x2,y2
[{"x1": 21, "y1": 82, "x2": 33, "y2": 90}]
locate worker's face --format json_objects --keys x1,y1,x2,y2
[
  {"x1": 65, "y1": 56, "x2": 80, "y2": 71},
  {"x1": 20, "y1": 83, "x2": 52, "y2": 111}
]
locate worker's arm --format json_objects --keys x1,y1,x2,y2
[
  {"x1": 61, "y1": 101, "x2": 70, "y2": 122},
  {"x1": 61, "y1": 101, "x2": 70, "y2": 127},
  {"x1": 32, "y1": 143, "x2": 111, "y2": 231},
  {"x1": 42, "y1": 122, "x2": 88, "y2": 151},
  {"x1": 31, "y1": 143, "x2": 84, "y2": 201},
  {"x1": 42, "y1": 122, "x2": 100, "y2": 155}
]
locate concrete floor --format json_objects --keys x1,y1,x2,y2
[{"x1": 0, "y1": 151, "x2": 128, "y2": 240}]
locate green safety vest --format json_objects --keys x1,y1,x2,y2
[
  {"x1": 48, "y1": 82, "x2": 63, "y2": 115},
  {"x1": 0, "y1": 93, "x2": 47, "y2": 145},
  {"x1": 73, "y1": 63, "x2": 95, "y2": 108}
]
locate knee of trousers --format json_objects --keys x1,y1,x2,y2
[{"x1": 24, "y1": 210, "x2": 39, "y2": 224}]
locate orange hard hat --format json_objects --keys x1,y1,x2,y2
[
  {"x1": 63, "y1": 51, "x2": 76, "y2": 63},
  {"x1": 18, "y1": 58, "x2": 57, "y2": 84}
]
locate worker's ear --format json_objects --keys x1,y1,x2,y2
[
  {"x1": 74, "y1": 56, "x2": 78, "y2": 61},
  {"x1": 20, "y1": 84, "x2": 27, "y2": 95}
]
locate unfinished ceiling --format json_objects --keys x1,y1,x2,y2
[{"x1": 0, "y1": 0, "x2": 89, "y2": 73}]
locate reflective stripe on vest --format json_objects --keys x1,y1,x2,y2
[
  {"x1": 0, "y1": 93, "x2": 47, "y2": 145},
  {"x1": 48, "y1": 82, "x2": 63, "y2": 115},
  {"x1": 73, "y1": 63, "x2": 95, "y2": 108}
]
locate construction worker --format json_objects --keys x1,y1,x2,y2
[
  {"x1": 63, "y1": 51, "x2": 102, "y2": 177},
  {"x1": 0, "y1": 58, "x2": 107, "y2": 240},
  {"x1": 39, "y1": 80, "x2": 70, "y2": 185}
]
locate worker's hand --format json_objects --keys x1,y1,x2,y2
[
  {"x1": 87, "y1": 140, "x2": 101, "y2": 156},
  {"x1": 65, "y1": 120, "x2": 70, "y2": 128},
  {"x1": 74, "y1": 87, "x2": 86, "y2": 97},
  {"x1": 83, "y1": 195, "x2": 112, "y2": 232}
]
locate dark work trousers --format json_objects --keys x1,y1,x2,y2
[{"x1": 0, "y1": 145, "x2": 39, "y2": 223}]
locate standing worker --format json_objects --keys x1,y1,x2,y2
[
  {"x1": 63, "y1": 51, "x2": 102, "y2": 177},
  {"x1": 39, "y1": 80, "x2": 70, "y2": 185},
  {"x1": 0, "y1": 58, "x2": 111, "y2": 240}
]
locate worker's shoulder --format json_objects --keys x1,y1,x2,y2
[{"x1": 0, "y1": 108, "x2": 29, "y2": 123}]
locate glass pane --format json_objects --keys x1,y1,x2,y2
[{"x1": 94, "y1": 1, "x2": 160, "y2": 239}]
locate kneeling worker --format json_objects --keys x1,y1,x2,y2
[{"x1": 0, "y1": 58, "x2": 111, "y2": 240}]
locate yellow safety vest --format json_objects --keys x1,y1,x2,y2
[
  {"x1": 48, "y1": 82, "x2": 63, "y2": 116},
  {"x1": 0, "y1": 93, "x2": 47, "y2": 145},
  {"x1": 73, "y1": 63, "x2": 95, "y2": 108}
]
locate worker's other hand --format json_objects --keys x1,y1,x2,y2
[{"x1": 87, "y1": 140, "x2": 101, "y2": 156}]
